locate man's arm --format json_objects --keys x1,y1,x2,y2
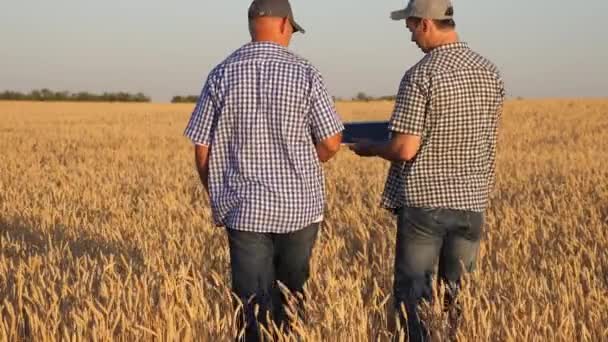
[
  {"x1": 308, "y1": 69, "x2": 344, "y2": 163},
  {"x1": 194, "y1": 144, "x2": 211, "y2": 194},
  {"x1": 184, "y1": 71, "x2": 220, "y2": 195},
  {"x1": 350, "y1": 133, "x2": 421, "y2": 162},
  {"x1": 350, "y1": 74, "x2": 427, "y2": 162},
  {"x1": 316, "y1": 132, "x2": 342, "y2": 163}
]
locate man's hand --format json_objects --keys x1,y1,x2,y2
[{"x1": 348, "y1": 139, "x2": 377, "y2": 157}]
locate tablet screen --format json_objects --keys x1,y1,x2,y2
[{"x1": 342, "y1": 121, "x2": 390, "y2": 144}]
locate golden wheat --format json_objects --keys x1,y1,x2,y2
[{"x1": 0, "y1": 99, "x2": 607, "y2": 341}]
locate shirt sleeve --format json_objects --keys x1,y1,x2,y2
[
  {"x1": 389, "y1": 74, "x2": 429, "y2": 136},
  {"x1": 309, "y1": 69, "x2": 344, "y2": 143},
  {"x1": 184, "y1": 74, "x2": 218, "y2": 146}
]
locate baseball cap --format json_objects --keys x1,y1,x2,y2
[
  {"x1": 248, "y1": 0, "x2": 305, "y2": 34},
  {"x1": 391, "y1": 0, "x2": 454, "y2": 21}
]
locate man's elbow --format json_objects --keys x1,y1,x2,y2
[
  {"x1": 318, "y1": 143, "x2": 341, "y2": 162},
  {"x1": 317, "y1": 134, "x2": 342, "y2": 162},
  {"x1": 397, "y1": 147, "x2": 418, "y2": 162},
  {"x1": 327, "y1": 141, "x2": 341, "y2": 156}
]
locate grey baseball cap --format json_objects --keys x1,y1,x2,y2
[
  {"x1": 248, "y1": 0, "x2": 305, "y2": 34},
  {"x1": 391, "y1": 0, "x2": 454, "y2": 21}
]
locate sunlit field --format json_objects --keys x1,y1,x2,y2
[{"x1": 1, "y1": 99, "x2": 607, "y2": 341}]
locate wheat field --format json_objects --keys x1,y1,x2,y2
[{"x1": 0, "y1": 99, "x2": 607, "y2": 341}]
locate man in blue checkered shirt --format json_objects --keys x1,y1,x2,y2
[{"x1": 184, "y1": 0, "x2": 343, "y2": 339}]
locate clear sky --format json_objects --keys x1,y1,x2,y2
[{"x1": 1, "y1": 0, "x2": 607, "y2": 102}]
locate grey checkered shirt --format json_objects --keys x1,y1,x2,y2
[
  {"x1": 184, "y1": 41, "x2": 343, "y2": 233},
  {"x1": 382, "y1": 42, "x2": 505, "y2": 213}
]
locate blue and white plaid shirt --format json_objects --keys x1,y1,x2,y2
[{"x1": 184, "y1": 41, "x2": 343, "y2": 234}]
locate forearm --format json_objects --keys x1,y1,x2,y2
[
  {"x1": 352, "y1": 133, "x2": 421, "y2": 162},
  {"x1": 196, "y1": 164, "x2": 210, "y2": 194},
  {"x1": 315, "y1": 133, "x2": 342, "y2": 163},
  {"x1": 194, "y1": 145, "x2": 211, "y2": 195},
  {"x1": 315, "y1": 144, "x2": 338, "y2": 163},
  {"x1": 368, "y1": 142, "x2": 409, "y2": 162}
]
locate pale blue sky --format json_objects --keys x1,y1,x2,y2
[{"x1": 1, "y1": 1, "x2": 607, "y2": 102}]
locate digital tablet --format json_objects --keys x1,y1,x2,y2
[{"x1": 342, "y1": 121, "x2": 390, "y2": 144}]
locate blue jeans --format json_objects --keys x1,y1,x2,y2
[
  {"x1": 227, "y1": 223, "x2": 319, "y2": 342},
  {"x1": 393, "y1": 207, "x2": 483, "y2": 342}
]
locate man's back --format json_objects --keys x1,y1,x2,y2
[
  {"x1": 382, "y1": 42, "x2": 505, "y2": 212},
  {"x1": 185, "y1": 41, "x2": 343, "y2": 233}
]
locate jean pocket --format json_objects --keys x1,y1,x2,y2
[
  {"x1": 400, "y1": 207, "x2": 443, "y2": 237},
  {"x1": 419, "y1": 207, "x2": 444, "y2": 223},
  {"x1": 465, "y1": 212, "x2": 485, "y2": 240}
]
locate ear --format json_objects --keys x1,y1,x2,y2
[
  {"x1": 280, "y1": 17, "x2": 289, "y2": 34},
  {"x1": 248, "y1": 19, "x2": 256, "y2": 39},
  {"x1": 421, "y1": 18, "x2": 432, "y2": 33}
]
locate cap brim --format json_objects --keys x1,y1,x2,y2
[
  {"x1": 290, "y1": 18, "x2": 305, "y2": 34},
  {"x1": 390, "y1": 9, "x2": 408, "y2": 21}
]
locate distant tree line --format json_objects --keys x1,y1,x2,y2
[
  {"x1": 171, "y1": 95, "x2": 199, "y2": 103},
  {"x1": 0, "y1": 89, "x2": 150, "y2": 102},
  {"x1": 170, "y1": 92, "x2": 398, "y2": 104},
  {"x1": 170, "y1": 92, "x2": 397, "y2": 104},
  {"x1": 352, "y1": 92, "x2": 397, "y2": 102}
]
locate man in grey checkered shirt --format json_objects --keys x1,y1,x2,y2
[
  {"x1": 352, "y1": 0, "x2": 505, "y2": 340},
  {"x1": 184, "y1": 0, "x2": 343, "y2": 339}
]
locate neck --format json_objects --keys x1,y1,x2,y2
[
  {"x1": 428, "y1": 32, "x2": 460, "y2": 51},
  {"x1": 252, "y1": 35, "x2": 288, "y2": 47}
]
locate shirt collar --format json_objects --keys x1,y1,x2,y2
[
  {"x1": 245, "y1": 40, "x2": 287, "y2": 50},
  {"x1": 430, "y1": 42, "x2": 469, "y2": 54}
]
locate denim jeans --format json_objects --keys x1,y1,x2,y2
[
  {"x1": 393, "y1": 207, "x2": 483, "y2": 342},
  {"x1": 227, "y1": 223, "x2": 319, "y2": 342}
]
